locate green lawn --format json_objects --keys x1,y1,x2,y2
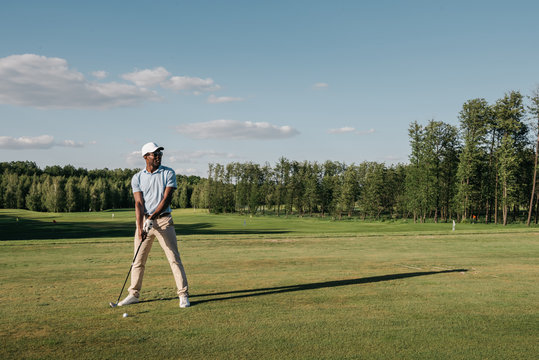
[{"x1": 0, "y1": 209, "x2": 537, "y2": 359}]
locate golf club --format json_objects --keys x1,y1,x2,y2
[{"x1": 109, "y1": 232, "x2": 147, "y2": 308}]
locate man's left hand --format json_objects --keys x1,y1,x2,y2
[{"x1": 143, "y1": 219, "x2": 154, "y2": 233}]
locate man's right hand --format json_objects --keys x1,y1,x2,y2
[{"x1": 138, "y1": 228, "x2": 146, "y2": 242}]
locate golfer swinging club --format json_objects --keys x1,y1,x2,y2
[{"x1": 118, "y1": 142, "x2": 190, "y2": 308}]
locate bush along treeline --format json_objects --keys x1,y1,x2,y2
[
  {"x1": 1, "y1": 90, "x2": 538, "y2": 224},
  {"x1": 193, "y1": 90, "x2": 539, "y2": 225}
]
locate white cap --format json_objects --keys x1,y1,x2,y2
[{"x1": 141, "y1": 142, "x2": 164, "y2": 157}]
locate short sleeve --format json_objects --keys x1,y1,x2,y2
[
  {"x1": 132, "y1": 173, "x2": 141, "y2": 193},
  {"x1": 166, "y1": 168, "x2": 177, "y2": 189}
]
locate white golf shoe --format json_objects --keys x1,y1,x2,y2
[
  {"x1": 179, "y1": 294, "x2": 190, "y2": 308},
  {"x1": 118, "y1": 294, "x2": 139, "y2": 306}
]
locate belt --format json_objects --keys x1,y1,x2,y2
[{"x1": 145, "y1": 212, "x2": 171, "y2": 219}]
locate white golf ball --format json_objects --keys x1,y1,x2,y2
[{"x1": 123, "y1": 313, "x2": 128, "y2": 318}]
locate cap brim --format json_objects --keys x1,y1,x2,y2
[{"x1": 143, "y1": 146, "x2": 164, "y2": 156}]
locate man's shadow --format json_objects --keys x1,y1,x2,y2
[{"x1": 142, "y1": 269, "x2": 467, "y2": 306}]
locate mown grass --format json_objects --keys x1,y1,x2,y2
[
  {"x1": 0, "y1": 209, "x2": 537, "y2": 359},
  {"x1": 0, "y1": 208, "x2": 535, "y2": 242}
]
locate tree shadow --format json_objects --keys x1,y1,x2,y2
[
  {"x1": 141, "y1": 269, "x2": 467, "y2": 306},
  {"x1": 0, "y1": 213, "x2": 288, "y2": 241},
  {"x1": 175, "y1": 222, "x2": 289, "y2": 236},
  {"x1": 0, "y1": 215, "x2": 134, "y2": 240}
]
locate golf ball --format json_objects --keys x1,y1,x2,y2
[{"x1": 123, "y1": 313, "x2": 128, "y2": 318}]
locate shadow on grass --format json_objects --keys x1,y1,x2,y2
[
  {"x1": 0, "y1": 217, "x2": 134, "y2": 240},
  {"x1": 142, "y1": 269, "x2": 467, "y2": 306},
  {"x1": 0, "y1": 213, "x2": 288, "y2": 241}
]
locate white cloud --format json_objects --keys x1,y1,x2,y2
[
  {"x1": 126, "y1": 151, "x2": 143, "y2": 167},
  {"x1": 60, "y1": 139, "x2": 84, "y2": 148},
  {"x1": 162, "y1": 75, "x2": 220, "y2": 93},
  {"x1": 121, "y1": 67, "x2": 170, "y2": 87},
  {"x1": 168, "y1": 150, "x2": 237, "y2": 163},
  {"x1": 175, "y1": 167, "x2": 204, "y2": 176},
  {"x1": 125, "y1": 148, "x2": 238, "y2": 169},
  {"x1": 328, "y1": 127, "x2": 356, "y2": 134},
  {"x1": 313, "y1": 82, "x2": 329, "y2": 89},
  {"x1": 357, "y1": 128, "x2": 376, "y2": 135},
  {"x1": 0, "y1": 54, "x2": 160, "y2": 109},
  {"x1": 176, "y1": 120, "x2": 300, "y2": 140},
  {"x1": 207, "y1": 94, "x2": 245, "y2": 104},
  {"x1": 92, "y1": 70, "x2": 108, "y2": 79},
  {"x1": 0, "y1": 135, "x2": 54, "y2": 149},
  {"x1": 0, "y1": 135, "x2": 86, "y2": 149},
  {"x1": 328, "y1": 127, "x2": 375, "y2": 135},
  {"x1": 120, "y1": 66, "x2": 221, "y2": 94}
]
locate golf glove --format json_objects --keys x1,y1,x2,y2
[{"x1": 143, "y1": 219, "x2": 154, "y2": 233}]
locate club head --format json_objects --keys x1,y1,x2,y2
[{"x1": 109, "y1": 302, "x2": 118, "y2": 308}]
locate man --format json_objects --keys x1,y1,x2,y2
[{"x1": 118, "y1": 142, "x2": 190, "y2": 308}]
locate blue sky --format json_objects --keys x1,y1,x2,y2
[{"x1": 1, "y1": 0, "x2": 538, "y2": 176}]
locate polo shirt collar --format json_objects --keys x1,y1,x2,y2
[{"x1": 143, "y1": 165, "x2": 164, "y2": 174}]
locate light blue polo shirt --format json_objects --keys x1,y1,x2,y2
[{"x1": 132, "y1": 165, "x2": 177, "y2": 215}]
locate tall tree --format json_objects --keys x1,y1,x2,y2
[
  {"x1": 180, "y1": 181, "x2": 190, "y2": 208},
  {"x1": 359, "y1": 162, "x2": 385, "y2": 219},
  {"x1": 339, "y1": 164, "x2": 359, "y2": 218},
  {"x1": 405, "y1": 122, "x2": 428, "y2": 222},
  {"x1": 43, "y1": 176, "x2": 66, "y2": 212},
  {"x1": 304, "y1": 162, "x2": 321, "y2": 216},
  {"x1": 65, "y1": 177, "x2": 80, "y2": 212},
  {"x1": 424, "y1": 121, "x2": 459, "y2": 222},
  {"x1": 455, "y1": 99, "x2": 490, "y2": 221},
  {"x1": 26, "y1": 175, "x2": 43, "y2": 211},
  {"x1": 79, "y1": 176, "x2": 90, "y2": 211},
  {"x1": 493, "y1": 91, "x2": 527, "y2": 225},
  {"x1": 320, "y1": 161, "x2": 341, "y2": 217},
  {"x1": 2, "y1": 172, "x2": 19, "y2": 209},
  {"x1": 527, "y1": 87, "x2": 539, "y2": 225}
]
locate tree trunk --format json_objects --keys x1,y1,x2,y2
[
  {"x1": 485, "y1": 199, "x2": 489, "y2": 224},
  {"x1": 527, "y1": 128, "x2": 538, "y2": 226},
  {"x1": 463, "y1": 177, "x2": 469, "y2": 221},
  {"x1": 486, "y1": 131, "x2": 496, "y2": 224},
  {"x1": 494, "y1": 172, "x2": 499, "y2": 224},
  {"x1": 503, "y1": 181, "x2": 508, "y2": 226}
]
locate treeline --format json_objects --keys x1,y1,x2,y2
[
  {"x1": 193, "y1": 160, "x2": 408, "y2": 220},
  {"x1": 0, "y1": 163, "x2": 138, "y2": 212},
  {"x1": 0, "y1": 162, "x2": 201, "y2": 213},
  {"x1": 1, "y1": 90, "x2": 538, "y2": 224},
  {"x1": 194, "y1": 90, "x2": 539, "y2": 225}
]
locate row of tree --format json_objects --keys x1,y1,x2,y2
[
  {"x1": 193, "y1": 160, "x2": 408, "y2": 219},
  {"x1": 0, "y1": 163, "x2": 202, "y2": 213},
  {"x1": 0, "y1": 166, "x2": 138, "y2": 212},
  {"x1": 193, "y1": 90, "x2": 539, "y2": 225},
  {"x1": 1, "y1": 90, "x2": 537, "y2": 224}
]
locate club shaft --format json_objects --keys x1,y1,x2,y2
[{"x1": 114, "y1": 233, "x2": 146, "y2": 305}]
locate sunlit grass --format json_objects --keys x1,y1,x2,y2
[{"x1": 0, "y1": 210, "x2": 537, "y2": 359}]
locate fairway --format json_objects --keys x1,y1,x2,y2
[{"x1": 0, "y1": 210, "x2": 538, "y2": 359}]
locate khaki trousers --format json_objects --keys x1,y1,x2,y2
[{"x1": 128, "y1": 214, "x2": 188, "y2": 298}]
